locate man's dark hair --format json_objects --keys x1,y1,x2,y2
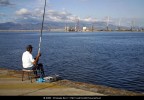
[{"x1": 26, "y1": 45, "x2": 33, "y2": 51}]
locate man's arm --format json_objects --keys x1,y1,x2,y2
[{"x1": 33, "y1": 52, "x2": 41, "y2": 65}]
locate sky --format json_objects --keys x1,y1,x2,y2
[{"x1": 0, "y1": 0, "x2": 144, "y2": 27}]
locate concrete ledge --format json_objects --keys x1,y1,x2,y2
[{"x1": 0, "y1": 68, "x2": 143, "y2": 96}]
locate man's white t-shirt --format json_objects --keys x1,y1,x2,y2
[{"x1": 22, "y1": 51, "x2": 35, "y2": 68}]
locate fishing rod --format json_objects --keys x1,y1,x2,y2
[{"x1": 38, "y1": 0, "x2": 47, "y2": 53}]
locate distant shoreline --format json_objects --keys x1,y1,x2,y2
[
  {"x1": 0, "y1": 29, "x2": 144, "y2": 33},
  {"x1": 0, "y1": 30, "x2": 46, "y2": 32}
]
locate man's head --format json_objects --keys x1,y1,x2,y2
[{"x1": 26, "y1": 45, "x2": 33, "y2": 53}]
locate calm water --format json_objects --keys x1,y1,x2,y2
[{"x1": 0, "y1": 31, "x2": 144, "y2": 93}]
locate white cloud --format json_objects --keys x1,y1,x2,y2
[
  {"x1": 15, "y1": 7, "x2": 98, "y2": 23},
  {"x1": 82, "y1": 17, "x2": 95, "y2": 22},
  {"x1": 13, "y1": 0, "x2": 97, "y2": 23},
  {"x1": 15, "y1": 8, "x2": 30, "y2": 16},
  {"x1": 46, "y1": 10, "x2": 74, "y2": 21},
  {"x1": 15, "y1": 7, "x2": 78, "y2": 23}
]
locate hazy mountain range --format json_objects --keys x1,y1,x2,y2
[{"x1": 0, "y1": 21, "x2": 128, "y2": 31}]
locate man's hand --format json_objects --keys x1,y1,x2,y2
[
  {"x1": 33, "y1": 52, "x2": 41, "y2": 65},
  {"x1": 38, "y1": 52, "x2": 41, "y2": 57}
]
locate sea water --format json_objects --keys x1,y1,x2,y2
[{"x1": 0, "y1": 31, "x2": 144, "y2": 93}]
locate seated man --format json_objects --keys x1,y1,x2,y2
[{"x1": 22, "y1": 45, "x2": 45, "y2": 77}]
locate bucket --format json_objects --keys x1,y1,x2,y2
[{"x1": 36, "y1": 78, "x2": 45, "y2": 83}]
